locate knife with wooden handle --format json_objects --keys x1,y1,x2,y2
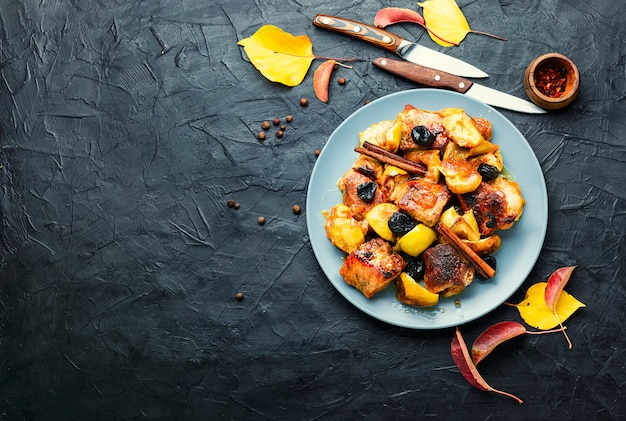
[
  {"x1": 313, "y1": 14, "x2": 488, "y2": 79},
  {"x1": 313, "y1": 14, "x2": 405, "y2": 52},
  {"x1": 373, "y1": 57, "x2": 546, "y2": 114}
]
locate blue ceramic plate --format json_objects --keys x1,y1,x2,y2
[{"x1": 306, "y1": 89, "x2": 548, "y2": 329}]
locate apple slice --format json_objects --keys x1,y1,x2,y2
[
  {"x1": 365, "y1": 203, "x2": 399, "y2": 242},
  {"x1": 396, "y1": 272, "x2": 439, "y2": 307}
]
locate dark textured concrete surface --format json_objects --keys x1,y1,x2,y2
[{"x1": 0, "y1": 1, "x2": 624, "y2": 419}]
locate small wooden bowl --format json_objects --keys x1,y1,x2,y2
[{"x1": 524, "y1": 53, "x2": 580, "y2": 110}]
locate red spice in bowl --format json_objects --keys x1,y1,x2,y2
[
  {"x1": 535, "y1": 65, "x2": 568, "y2": 98},
  {"x1": 524, "y1": 53, "x2": 580, "y2": 110}
]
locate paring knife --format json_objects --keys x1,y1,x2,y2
[
  {"x1": 373, "y1": 57, "x2": 546, "y2": 114},
  {"x1": 313, "y1": 14, "x2": 488, "y2": 79}
]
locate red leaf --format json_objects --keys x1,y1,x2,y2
[
  {"x1": 544, "y1": 266, "x2": 576, "y2": 311},
  {"x1": 373, "y1": 7, "x2": 459, "y2": 46},
  {"x1": 313, "y1": 59, "x2": 336, "y2": 103},
  {"x1": 471, "y1": 321, "x2": 527, "y2": 365},
  {"x1": 374, "y1": 7, "x2": 425, "y2": 28},
  {"x1": 451, "y1": 327, "x2": 523, "y2": 404},
  {"x1": 471, "y1": 321, "x2": 569, "y2": 364}
]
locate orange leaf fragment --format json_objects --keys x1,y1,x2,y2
[
  {"x1": 374, "y1": 7, "x2": 425, "y2": 27},
  {"x1": 374, "y1": 7, "x2": 459, "y2": 46},
  {"x1": 544, "y1": 266, "x2": 576, "y2": 311},
  {"x1": 313, "y1": 59, "x2": 336, "y2": 103},
  {"x1": 238, "y1": 25, "x2": 315, "y2": 86},
  {"x1": 451, "y1": 327, "x2": 523, "y2": 404}
]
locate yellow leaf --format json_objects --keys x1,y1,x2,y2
[
  {"x1": 238, "y1": 25, "x2": 315, "y2": 86},
  {"x1": 514, "y1": 282, "x2": 585, "y2": 330},
  {"x1": 418, "y1": 0, "x2": 470, "y2": 47}
]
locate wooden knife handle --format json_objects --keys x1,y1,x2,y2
[
  {"x1": 313, "y1": 14, "x2": 403, "y2": 52},
  {"x1": 372, "y1": 57, "x2": 473, "y2": 93}
]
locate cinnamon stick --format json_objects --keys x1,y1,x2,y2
[
  {"x1": 436, "y1": 222, "x2": 496, "y2": 279},
  {"x1": 354, "y1": 141, "x2": 426, "y2": 175}
]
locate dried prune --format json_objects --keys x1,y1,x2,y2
[
  {"x1": 478, "y1": 163, "x2": 499, "y2": 181},
  {"x1": 410, "y1": 125, "x2": 436, "y2": 147},
  {"x1": 404, "y1": 257, "x2": 425, "y2": 279},
  {"x1": 476, "y1": 255, "x2": 497, "y2": 281},
  {"x1": 387, "y1": 211, "x2": 417, "y2": 235},
  {"x1": 484, "y1": 255, "x2": 497, "y2": 270},
  {"x1": 357, "y1": 181, "x2": 377, "y2": 202}
]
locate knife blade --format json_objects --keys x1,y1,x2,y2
[
  {"x1": 313, "y1": 14, "x2": 488, "y2": 79},
  {"x1": 373, "y1": 57, "x2": 546, "y2": 114}
]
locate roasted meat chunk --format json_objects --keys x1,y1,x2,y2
[
  {"x1": 439, "y1": 159, "x2": 482, "y2": 194},
  {"x1": 402, "y1": 149, "x2": 441, "y2": 184},
  {"x1": 338, "y1": 168, "x2": 385, "y2": 220},
  {"x1": 323, "y1": 204, "x2": 368, "y2": 253},
  {"x1": 358, "y1": 119, "x2": 402, "y2": 152},
  {"x1": 340, "y1": 238, "x2": 406, "y2": 298},
  {"x1": 462, "y1": 235, "x2": 502, "y2": 256},
  {"x1": 423, "y1": 243, "x2": 475, "y2": 297},
  {"x1": 380, "y1": 166, "x2": 411, "y2": 199},
  {"x1": 394, "y1": 179, "x2": 452, "y2": 227},
  {"x1": 441, "y1": 110, "x2": 485, "y2": 148},
  {"x1": 472, "y1": 117, "x2": 493, "y2": 141},
  {"x1": 459, "y1": 177, "x2": 525, "y2": 236},
  {"x1": 396, "y1": 104, "x2": 448, "y2": 151},
  {"x1": 491, "y1": 176, "x2": 525, "y2": 226}
]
